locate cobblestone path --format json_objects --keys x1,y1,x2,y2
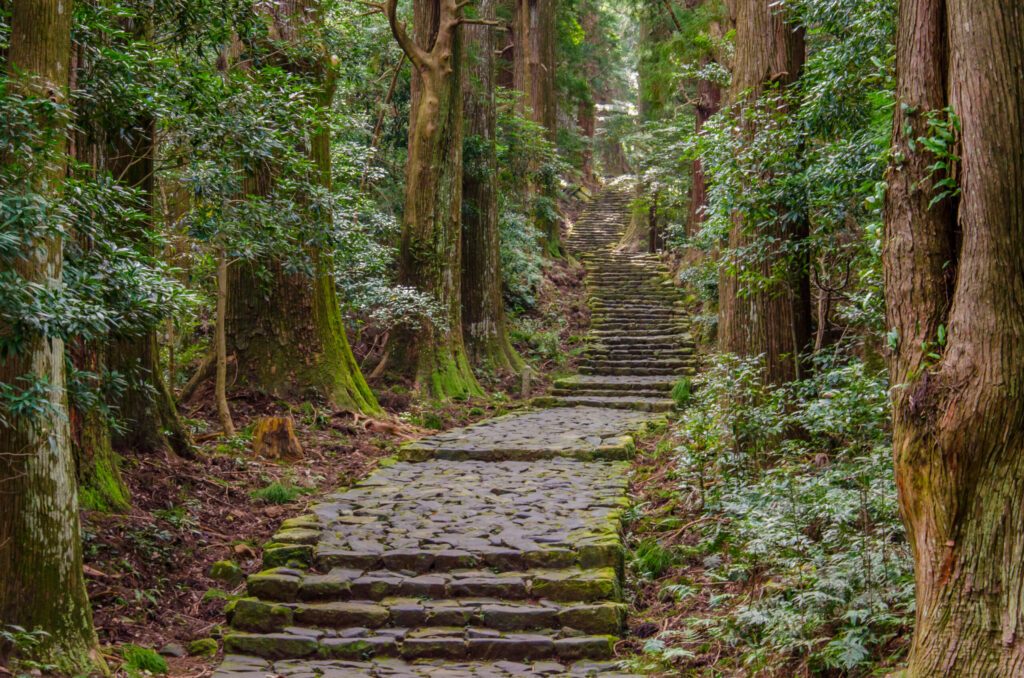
[{"x1": 215, "y1": 188, "x2": 691, "y2": 677}]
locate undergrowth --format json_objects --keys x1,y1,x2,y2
[{"x1": 625, "y1": 352, "x2": 913, "y2": 676}]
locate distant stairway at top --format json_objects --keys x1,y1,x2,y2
[{"x1": 551, "y1": 186, "x2": 696, "y2": 412}]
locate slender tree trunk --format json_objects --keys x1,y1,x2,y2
[
  {"x1": 0, "y1": 1, "x2": 102, "y2": 671},
  {"x1": 685, "y1": 0, "x2": 723, "y2": 236},
  {"x1": 885, "y1": 1, "x2": 1024, "y2": 674},
  {"x1": 384, "y1": 0, "x2": 483, "y2": 399},
  {"x1": 461, "y1": 0, "x2": 524, "y2": 373},
  {"x1": 717, "y1": 0, "x2": 810, "y2": 384},
  {"x1": 107, "y1": 114, "x2": 194, "y2": 457},
  {"x1": 225, "y1": 0, "x2": 380, "y2": 414},
  {"x1": 512, "y1": 0, "x2": 561, "y2": 255},
  {"x1": 216, "y1": 250, "x2": 236, "y2": 436}
]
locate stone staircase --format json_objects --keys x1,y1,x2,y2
[
  {"x1": 213, "y1": 187, "x2": 686, "y2": 677},
  {"x1": 550, "y1": 189, "x2": 695, "y2": 413}
]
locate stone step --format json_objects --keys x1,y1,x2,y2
[
  {"x1": 215, "y1": 654, "x2": 643, "y2": 678},
  {"x1": 548, "y1": 396, "x2": 676, "y2": 413},
  {"x1": 552, "y1": 388, "x2": 671, "y2": 399},
  {"x1": 251, "y1": 565, "x2": 623, "y2": 606},
  {"x1": 580, "y1": 365, "x2": 694, "y2": 376},
  {"x1": 553, "y1": 376, "x2": 680, "y2": 392},
  {"x1": 231, "y1": 596, "x2": 626, "y2": 636},
  {"x1": 224, "y1": 628, "x2": 617, "y2": 662}
]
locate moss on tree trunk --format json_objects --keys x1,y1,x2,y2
[{"x1": 0, "y1": 1, "x2": 103, "y2": 672}]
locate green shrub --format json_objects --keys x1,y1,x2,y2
[{"x1": 631, "y1": 538, "x2": 678, "y2": 580}]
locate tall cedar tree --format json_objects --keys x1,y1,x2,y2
[
  {"x1": 884, "y1": 0, "x2": 1024, "y2": 673},
  {"x1": 685, "y1": 0, "x2": 724, "y2": 236},
  {"x1": 0, "y1": 0, "x2": 103, "y2": 671},
  {"x1": 716, "y1": 0, "x2": 811, "y2": 383},
  {"x1": 225, "y1": 0, "x2": 380, "y2": 414},
  {"x1": 381, "y1": 0, "x2": 483, "y2": 399},
  {"x1": 461, "y1": 0, "x2": 524, "y2": 372},
  {"x1": 512, "y1": 0, "x2": 561, "y2": 255}
]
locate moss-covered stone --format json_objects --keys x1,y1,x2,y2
[
  {"x1": 556, "y1": 603, "x2": 626, "y2": 634},
  {"x1": 272, "y1": 527, "x2": 321, "y2": 545},
  {"x1": 186, "y1": 638, "x2": 218, "y2": 658},
  {"x1": 223, "y1": 632, "x2": 317, "y2": 659},
  {"x1": 208, "y1": 560, "x2": 244, "y2": 587},
  {"x1": 530, "y1": 568, "x2": 619, "y2": 602},
  {"x1": 230, "y1": 598, "x2": 293, "y2": 633},
  {"x1": 247, "y1": 569, "x2": 302, "y2": 601},
  {"x1": 262, "y1": 543, "x2": 313, "y2": 569}
]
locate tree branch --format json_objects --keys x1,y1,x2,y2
[{"x1": 381, "y1": 0, "x2": 430, "y2": 69}]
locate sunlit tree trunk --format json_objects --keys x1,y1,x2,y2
[
  {"x1": 382, "y1": 0, "x2": 483, "y2": 399},
  {"x1": 0, "y1": 1, "x2": 102, "y2": 671},
  {"x1": 461, "y1": 0, "x2": 524, "y2": 373},
  {"x1": 884, "y1": 1, "x2": 1024, "y2": 674},
  {"x1": 226, "y1": 0, "x2": 380, "y2": 414},
  {"x1": 717, "y1": 0, "x2": 810, "y2": 384}
]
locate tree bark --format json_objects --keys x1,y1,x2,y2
[
  {"x1": 226, "y1": 0, "x2": 380, "y2": 414},
  {"x1": 106, "y1": 111, "x2": 194, "y2": 457},
  {"x1": 0, "y1": 0, "x2": 102, "y2": 671},
  {"x1": 216, "y1": 251, "x2": 236, "y2": 436},
  {"x1": 512, "y1": 0, "x2": 561, "y2": 255},
  {"x1": 717, "y1": 0, "x2": 810, "y2": 384},
  {"x1": 885, "y1": 1, "x2": 1024, "y2": 674},
  {"x1": 461, "y1": 0, "x2": 525, "y2": 374},
  {"x1": 383, "y1": 0, "x2": 483, "y2": 399}
]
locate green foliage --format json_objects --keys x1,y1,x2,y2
[
  {"x1": 631, "y1": 538, "x2": 678, "y2": 580},
  {"x1": 642, "y1": 353, "x2": 912, "y2": 674},
  {"x1": 250, "y1": 482, "x2": 310, "y2": 505},
  {"x1": 0, "y1": 626, "x2": 58, "y2": 676},
  {"x1": 915, "y1": 106, "x2": 961, "y2": 208},
  {"x1": 670, "y1": 377, "x2": 692, "y2": 408},
  {"x1": 121, "y1": 644, "x2": 168, "y2": 676}
]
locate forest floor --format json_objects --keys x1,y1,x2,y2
[{"x1": 82, "y1": 257, "x2": 589, "y2": 678}]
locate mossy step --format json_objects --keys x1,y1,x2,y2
[
  {"x1": 552, "y1": 388, "x2": 672, "y2": 399},
  {"x1": 231, "y1": 597, "x2": 626, "y2": 635},
  {"x1": 553, "y1": 376, "x2": 679, "y2": 391},
  {"x1": 224, "y1": 629, "x2": 617, "y2": 662},
  {"x1": 579, "y1": 366, "x2": 694, "y2": 376},
  {"x1": 547, "y1": 396, "x2": 676, "y2": 413},
  {"x1": 249, "y1": 566, "x2": 623, "y2": 604}
]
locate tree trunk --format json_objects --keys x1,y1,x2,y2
[
  {"x1": 225, "y1": 0, "x2": 379, "y2": 414},
  {"x1": 385, "y1": 0, "x2": 483, "y2": 399},
  {"x1": 884, "y1": 1, "x2": 1024, "y2": 674},
  {"x1": 106, "y1": 114, "x2": 194, "y2": 457},
  {"x1": 0, "y1": 1, "x2": 102, "y2": 671},
  {"x1": 216, "y1": 250, "x2": 236, "y2": 436},
  {"x1": 461, "y1": 0, "x2": 524, "y2": 374},
  {"x1": 512, "y1": 0, "x2": 561, "y2": 255},
  {"x1": 716, "y1": 0, "x2": 810, "y2": 384},
  {"x1": 685, "y1": 0, "x2": 724, "y2": 237}
]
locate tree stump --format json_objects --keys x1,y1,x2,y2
[{"x1": 252, "y1": 416, "x2": 303, "y2": 460}]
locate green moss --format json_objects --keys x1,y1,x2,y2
[
  {"x1": 250, "y1": 482, "x2": 310, "y2": 504},
  {"x1": 122, "y1": 644, "x2": 168, "y2": 676},
  {"x1": 208, "y1": 560, "x2": 245, "y2": 586},
  {"x1": 187, "y1": 638, "x2": 218, "y2": 657}
]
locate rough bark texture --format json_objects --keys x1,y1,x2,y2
[
  {"x1": 0, "y1": 0, "x2": 102, "y2": 671},
  {"x1": 226, "y1": 0, "x2": 380, "y2": 414},
  {"x1": 717, "y1": 0, "x2": 810, "y2": 384},
  {"x1": 884, "y1": 1, "x2": 1024, "y2": 674},
  {"x1": 106, "y1": 114, "x2": 194, "y2": 457},
  {"x1": 461, "y1": 0, "x2": 524, "y2": 373},
  {"x1": 685, "y1": 0, "x2": 724, "y2": 235},
  {"x1": 512, "y1": 0, "x2": 561, "y2": 254},
  {"x1": 384, "y1": 0, "x2": 483, "y2": 399}
]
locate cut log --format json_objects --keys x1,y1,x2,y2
[{"x1": 252, "y1": 416, "x2": 303, "y2": 461}]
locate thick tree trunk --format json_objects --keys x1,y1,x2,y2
[
  {"x1": 385, "y1": 0, "x2": 483, "y2": 399},
  {"x1": 686, "y1": 49, "x2": 722, "y2": 235},
  {"x1": 717, "y1": 0, "x2": 810, "y2": 384},
  {"x1": 0, "y1": 1, "x2": 102, "y2": 671},
  {"x1": 226, "y1": 1, "x2": 379, "y2": 414},
  {"x1": 461, "y1": 0, "x2": 524, "y2": 374},
  {"x1": 885, "y1": 1, "x2": 1024, "y2": 675}
]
